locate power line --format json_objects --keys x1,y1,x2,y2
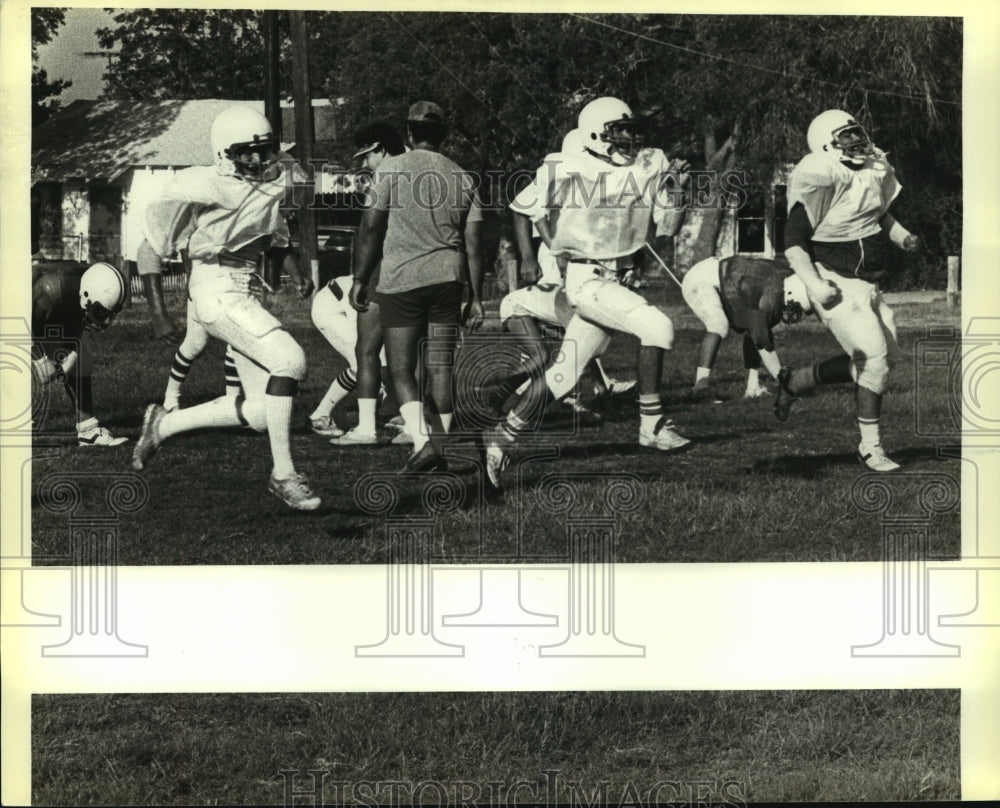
[{"x1": 570, "y1": 14, "x2": 961, "y2": 108}]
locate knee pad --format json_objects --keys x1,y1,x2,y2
[
  {"x1": 263, "y1": 331, "x2": 307, "y2": 381},
  {"x1": 854, "y1": 353, "x2": 890, "y2": 395},
  {"x1": 624, "y1": 305, "x2": 674, "y2": 350}
]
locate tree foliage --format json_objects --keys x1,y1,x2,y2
[
  {"x1": 32, "y1": 8, "x2": 71, "y2": 126},
  {"x1": 89, "y1": 11, "x2": 961, "y2": 285}
]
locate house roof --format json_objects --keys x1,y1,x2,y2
[{"x1": 32, "y1": 98, "x2": 340, "y2": 183}]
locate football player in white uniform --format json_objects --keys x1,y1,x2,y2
[
  {"x1": 492, "y1": 129, "x2": 634, "y2": 418},
  {"x1": 682, "y1": 255, "x2": 812, "y2": 400},
  {"x1": 132, "y1": 105, "x2": 321, "y2": 510},
  {"x1": 482, "y1": 97, "x2": 691, "y2": 489},
  {"x1": 775, "y1": 109, "x2": 919, "y2": 472}
]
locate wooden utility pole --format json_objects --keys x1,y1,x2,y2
[
  {"x1": 263, "y1": 11, "x2": 281, "y2": 141},
  {"x1": 289, "y1": 11, "x2": 319, "y2": 292}
]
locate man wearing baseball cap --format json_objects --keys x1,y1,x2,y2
[{"x1": 350, "y1": 101, "x2": 485, "y2": 472}]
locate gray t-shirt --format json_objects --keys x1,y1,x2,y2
[{"x1": 371, "y1": 148, "x2": 483, "y2": 294}]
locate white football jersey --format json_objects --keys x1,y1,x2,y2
[
  {"x1": 788, "y1": 151, "x2": 901, "y2": 242},
  {"x1": 526, "y1": 147, "x2": 680, "y2": 260},
  {"x1": 144, "y1": 159, "x2": 304, "y2": 265}
]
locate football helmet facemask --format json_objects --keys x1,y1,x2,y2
[
  {"x1": 807, "y1": 109, "x2": 876, "y2": 166},
  {"x1": 211, "y1": 106, "x2": 281, "y2": 182},
  {"x1": 578, "y1": 97, "x2": 644, "y2": 166},
  {"x1": 79, "y1": 262, "x2": 125, "y2": 332}
]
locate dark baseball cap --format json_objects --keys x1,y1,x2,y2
[{"x1": 407, "y1": 101, "x2": 445, "y2": 124}]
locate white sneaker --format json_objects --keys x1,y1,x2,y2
[
  {"x1": 481, "y1": 429, "x2": 510, "y2": 490},
  {"x1": 310, "y1": 415, "x2": 344, "y2": 438},
  {"x1": 132, "y1": 404, "x2": 166, "y2": 469},
  {"x1": 330, "y1": 427, "x2": 378, "y2": 446},
  {"x1": 639, "y1": 417, "x2": 691, "y2": 452},
  {"x1": 268, "y1": 472, "x2": 321, "y2": 511},
  {"x1": 78, "y1": 424, "x2": 128, "y2": 447},
  {"x1": 858, "y1": 442, "x2": 900, "y2": 472}
]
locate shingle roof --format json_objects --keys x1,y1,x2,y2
[{"x1": 31, "y1": 98, "x2": 335, "y2": 183}]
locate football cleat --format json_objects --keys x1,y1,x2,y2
[
  {"x1": 403, "y1": 442, "x2": 446, "y2": 473},
  {"x1": 330, "y1": 427, "x2": 378, "y2": 446},
  {"x1": 269, "y1": 472, "x2": 322, "y2": 511},
  {"x1": 690, "y1": 380, "x2": 713, "y2": 401},
  {"x1": 481, "y1": 429, "x2": 510, "y2": 491},
  {"x1": 78, "y1": 424, "x2": 128, "y2": 447},
  {"x1": 131, "y1": 404, "x2": 166, "y2": 470},
  {"x1": 391, "y1": 430, "x2": 414, "y2": 445},
  {"x1": 773, "y1": 367, "x2": 797, "y2": 421},
  {"x1": 639, "y1": 416, "x2": 691, "y2": 452},
  {"x1": 607, "y1": 378, "x2": 637, "y2": 396},
  {"x1": 858, "y1": 443, "x2": 901, "y2": 472},
  {"x1": 310, "y1": 415, "x2": 344, "y2": 438},
  {"x1": 384, "y1": 415, "x2": 406, "y2": 431},
  {"x1": 744, "y1": 384, "x2": 768, "y2": 399}
]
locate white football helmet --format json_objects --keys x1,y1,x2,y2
[
  {"x1": 782, "y1": 273, "x2": 813, "y2": 324},
  {"x1": 807, "y1": 109, "x2": 875, "y2": 166},
  {"x1": 211, "y1": 106, "x2": 280, "y2": 181},
  {"x1": 79, "y1": 262, "x2": 125, "y2": 332},
  {"x1": 560, "y1": 127, "x2": 584, "y2": 155},
  {"x1": 578, "y1": 97, "x2": 643, "y2": 165}
]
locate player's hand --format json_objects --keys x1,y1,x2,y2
[
  {"x1": 151, "y1": 311, "x2": 183, "y2": 344},
  {"x1": 349, "y1": 279, "x2": 369, "y2": 313},
  {"x1": 462, "y1": 299, "x2": 485, "y2": 331},
  {"x1": 808, "y1": 278, "x2": 841, "y2": 308},
  {"x1": 31, "y1": 356, "x2": 59, "y2": 385},
  {"x1": 903, "y1": 234, "x2": 920, "y2": 253},
  {"x1": 520, "y1": 255, "x2": 541, "y2": 284}
]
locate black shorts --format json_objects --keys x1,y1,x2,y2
[{"x1": 377, "y1": 281, "x2": 463, "y2": 329}]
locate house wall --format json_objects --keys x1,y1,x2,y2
[{"x1": 59, "y1": 182, "x2": 90, "y2": 262}]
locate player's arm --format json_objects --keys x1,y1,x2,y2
[
  {"x1": 879, "y1": 212, "x2": 920, "y2": 252},
  {"x1": 783, "y1": 202, "x2": 840, "y2": 308},
  {"x1": 463, "y1": 214, "x2": 485, "y2": 329},
  {"x1": 136, "y1": 239, "x2": 183, "y2": 343},
  {"x1": 350, "y1": 206, "x2": 388, "y2": 312},
  {"x1": 512, "y1": 211, "x2": 540, "y2": 283}
]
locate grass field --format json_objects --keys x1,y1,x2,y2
[
  {"x1": 29, "y1": 279, "x2": 962, "y2": 565},
  {"x1": 32, "y1": 690, "x2": 960, "y2": 805}
]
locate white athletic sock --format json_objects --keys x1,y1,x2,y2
[
  {"x1": 265, "y1": 393, "x2": 296, "y2": 479},
  {"x1": 158, "y1": 396, "x2": 242, "y2": 440},
  {"x1": 638, "y1": 394, "x2": 663, "y2": 433},
  {"x1": 440, "y1": 412, "x2": 454, "y2": 433},
  {"x1": 310, "y1": 368, "x2": 356, "y2": 420},
  {"x1": 400, "y1": 400, "x2": 428, "y2": 451},
  {"x1": 357, "y1": 398, "x2": 377, "y2": 434},
  {"x1": 858, "y1": 418, "x2": 881, "y2": 447},
  {"x1": 694, "y1": 367, "x2": 711, "y2": 384}
]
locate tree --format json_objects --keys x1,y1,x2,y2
[
  {"x1": 32, "y1": 8, "x2": 71, "y2": 126},
  {"x1": 96, "y1": 9, "x2": 278, "y2": 100}
]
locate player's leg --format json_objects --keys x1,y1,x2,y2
[
  {"x1": 422, "y1": 282, "x2": 463, "y2": 445},
  {"x1": 163, "y1": 304, "x2": 210, "y2": 411},
  {"x1": 66, "y1": 342, "x2": 127, "y2": 446},
  {"x1": 570, "y1": 273, "x2": 689, "y2": 451},
  {"x1": 223, "y1": 345, "x2": 243, "y2": 398},
  {"x1": 483, "y1": 314, "x2": 610, "y2": 489},
  {"x1": 331, "y1": 301, "x2": 385, "y2": 446},
  {"x1": 681, "y1": 258, "x2": 727, "y2": 398},
  {"x1": 308, "y1": 283, "x2": 356, "y2": 436}
]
